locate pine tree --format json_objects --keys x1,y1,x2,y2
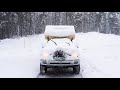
[{"x1": 109, "y1": 12, "x2": 120, "y2": 35}]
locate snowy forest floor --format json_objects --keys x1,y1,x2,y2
[{"x1": 0, "y1": 32, "x2": 120, "y2": 78}]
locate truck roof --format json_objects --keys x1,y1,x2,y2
[{"x1": 44, "y1": 25, "x2": 76, "y2": 37}]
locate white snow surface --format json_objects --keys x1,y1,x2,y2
[
  {"x1": 44, "y1": 25, "x2": 75, "y2": 37},
  {"x1": 0, "y1": 32, "x2": 120, "y2": 78}
]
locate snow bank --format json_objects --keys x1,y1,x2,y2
[
  {"x1": 0, "y1": 35, "x2": 43, "y2": 78},
  {"x1": 77, "y1": 32, "x2": 120, "y2": 78}
]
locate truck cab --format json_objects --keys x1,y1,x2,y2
[{"x1": 40, "y1": 25, "x2": 80, "y2": 74}]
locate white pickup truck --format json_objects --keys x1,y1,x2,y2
[{"x1": 40, "y1": 25, "x2": 80, "y2": 74}]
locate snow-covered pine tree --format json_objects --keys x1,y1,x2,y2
[{"x1": 109, "y1": 12, "x2": 120, "y2": 35}]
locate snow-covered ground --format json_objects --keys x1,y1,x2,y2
[{"x1": 0, "y1": 32, "x2": 120, "y2": 78}]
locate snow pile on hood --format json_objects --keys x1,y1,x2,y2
[{"x1": 41, "y1": 38, "x2": 79, "y2": 60}]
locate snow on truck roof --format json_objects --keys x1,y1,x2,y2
[{"x1": 44, "y1": 25, "x2": 76, "y2": 37}]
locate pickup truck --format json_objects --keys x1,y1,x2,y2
[{"x1": 40, "y1": 25, "x2": 80, "y2": 75}]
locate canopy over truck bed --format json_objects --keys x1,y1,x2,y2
[{"x1": 44, "y1": 25, "x2": 76, "y2": 41}]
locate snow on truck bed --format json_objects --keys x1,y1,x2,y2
[
  {"x1": 0, "y1": 32, "x2": 120, "y2": 78},
  {"x1": 44, "y1": 25, "x2": 75, "y2": 37}
]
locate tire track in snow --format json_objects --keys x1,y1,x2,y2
[{"x1": 80, "y1": 55, "x2": 108, "y2": 78}]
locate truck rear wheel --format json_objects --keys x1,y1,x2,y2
[{"x1": 73, "y1": 65, "x2": 80, "y2": 74}]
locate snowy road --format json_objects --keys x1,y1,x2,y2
[
  {"x1": 37, "y1": 68, "x2": 83, "y2": 78},
  {"x1": 0, "y1": 32, "x2": 120, "y2": 78}
]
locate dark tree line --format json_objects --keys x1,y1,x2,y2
[{"x1": 0, "y1": 12, "x2": 120, "y2": 40}]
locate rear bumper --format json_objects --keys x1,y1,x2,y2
[{"x1": 40, "y1": 59, "x2": 80, "y2": 67}]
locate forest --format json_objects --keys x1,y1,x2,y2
[{"x1": 0, "y1": 12, "x2": 120, "y2": 40}]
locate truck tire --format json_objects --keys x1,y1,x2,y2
[
  {"x1": 40, "y1": 64, "x2": 47, "y2": 75},
  {"x1": 73, "y1": 65, "x2": 80, "y2": 74}
]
